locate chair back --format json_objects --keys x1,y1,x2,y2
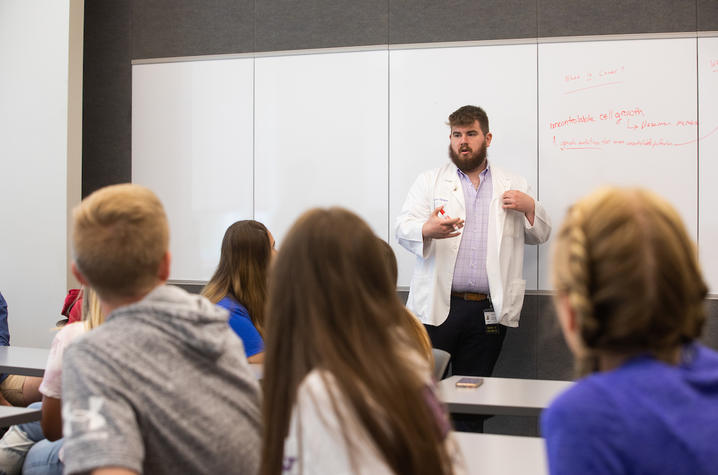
[{"x1": 432, "y1": 348, "x2": 451, "y2": 380}]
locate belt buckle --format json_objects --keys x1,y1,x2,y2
[
  {"x1": 461, "y1": 292, "x2": 486, "y2": 301},
  {"x1": 469, "y1": 292, "x2": 485, "y2": 301},
  {"x1": 451, "y1": 291, "x2": 488, "y2": 302}
]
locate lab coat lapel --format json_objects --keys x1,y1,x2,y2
[
  {"x1": 492, "y1": 167, "x2": 510, "y2": 254},
  {"x1": 445, "y1": 167, "x2": 465, "y2": 217}
]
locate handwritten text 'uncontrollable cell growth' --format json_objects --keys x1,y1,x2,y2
[{"x1": 547, "y1": 106, "x2": 717, "y2": 151}]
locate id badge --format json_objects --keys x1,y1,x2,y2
[{"x1": 484, "y1": 310, "x2": 498, "y2": 325}]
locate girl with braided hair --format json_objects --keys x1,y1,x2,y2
[{"x1": 541, "y1": 187, "x2": 718, "y2": 475}]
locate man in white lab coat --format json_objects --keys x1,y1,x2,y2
[{"x1": 396, "y1": 105, "x2": 551, "y2": 378}]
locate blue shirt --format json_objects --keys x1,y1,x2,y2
[
  {"x1": 541, "y1": 343, "x2": 718, "y2": 475},
  {"x1": 217, "y1": 296, "x2": 264, "y2": 358},
  {"x1": 0, "y1": 292, "x2": 10, "y2": 383}
]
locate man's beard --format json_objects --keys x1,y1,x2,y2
[{"x1": 449, "y1": 141, "x2": 487, "y2": 173}]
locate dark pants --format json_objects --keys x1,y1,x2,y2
[
  {"x1": 425, "y1": 296, "x2": 508, "y2": 433},
  {"x1": 424, "y1": 296, "x2": 507, "y2": 377}
]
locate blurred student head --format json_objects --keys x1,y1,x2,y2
[
  {"x1": 71, "y1": 184, "x2": 170, "y2": 304},
  {"x1": 202, "y1": 220, "x2": 274, "y2": 335},
  {"x1": 261, "y1": 207, "x2": 453, "y2": 475},
  {"x1": 552, "y1": 187, "x2": 707, "y2": 375},
  {"x1": 377, "y1": 237, "x2": 434, "y2": 366}
]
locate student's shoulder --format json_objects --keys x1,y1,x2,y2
[
  {"x1": 693, "y1": 342, "x2": 718, "y2": 364},
  {"x1": 542, "y1": 378, "x2": 627, "y2": 475},
  {"x1": 55, "y1": 320, "x2": 86, "y2": 340},
  {"x1": 62, "y1": 328, "x2": 97, "y2": 358},
  {"x1": 218, "y1": 296, "x2": 249, "y2": 319},
  {"x1": 542, "y1": 375, "x2": 618, "y2": 433},
  {"x1": 63, "y1": 320, "x2": 124, "y2": 364},
  {"x1": 683, "y1": 343, "x2": 718, "y2": 382},
  {"x1": 296, "y1": 369, "x2": 382, "y2": 424},
  {"x1": 296, "y1": 370, "x2": 360, "y2": 421},
  {"x1": 49, "y1": 321, "x2": 87, "y2": 351},
  {"x1": 298, "y1": 370, "x2": 333, "y2": 401}
]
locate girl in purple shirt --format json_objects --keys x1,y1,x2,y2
[{"x1": 543, "y1": 187, "x2": 718, "y2": 475}]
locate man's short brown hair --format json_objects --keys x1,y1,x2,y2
[
  {"x1": 448, "y1": 105, "x2": 490, "y2": 134},
  {"x1": 72, "y1": 184, "x2": 169, "y2": 300}
]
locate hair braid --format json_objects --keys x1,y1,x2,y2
[
  {"x1": 553, "y1": 187, "x2": 708, "y2": 377},
  {"x1": 561, "y1": 208, "x2": 601, "y2": 374}
]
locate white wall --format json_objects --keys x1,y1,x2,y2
[{"x1": 0, "y1": 1, "x2": 83, "y2": 348}]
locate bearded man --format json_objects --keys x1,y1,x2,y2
[{"x1": 396, "y1": 105, "x2": 551, "y2": 381}]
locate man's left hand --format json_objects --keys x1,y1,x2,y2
[{"x1": 502, "y1": 190, "x2": 535, "y2": 225}]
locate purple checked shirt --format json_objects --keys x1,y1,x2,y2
[{"x1": 451, "y1": 166, "x2": 492, "y2": 293}]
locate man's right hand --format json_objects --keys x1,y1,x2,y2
[{"x1": 422, "y1": 207, "x2": 464, "y2": 239}]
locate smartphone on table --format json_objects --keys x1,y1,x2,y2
[{"x1": 455, "y1": 377, "x2": 483, "y2": 388}]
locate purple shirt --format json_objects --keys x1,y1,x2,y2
[{"x1": 451, "y1": 166, "x2": 492, "y2": 293}]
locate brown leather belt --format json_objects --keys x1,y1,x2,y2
[{"x1": 451, "y1": 291, "x2": 488, "y2": 302}]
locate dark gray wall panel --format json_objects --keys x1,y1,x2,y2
[
  {"x1": 494, "y1": 295, "x2": 538, "y2": 379},
  {"x1": 390, "y1": 0, "x2": 537, "y2": 44},
  {"x1": 488, "y1": 294, "x2": 540, "y2": 437},
  {"x1": 255, "y1": 0, "x2": 388, "y2": 52},
  {"x1": 485, "y1": 415, "x2": 539, "y2": 437},
  {"x1": 173, "y1": 283, "x2": 204, "y2": 294},
  {"x1": 698, "y1": 0, "x2": 718, "y2": 31},
  {"x1": 82, "y1": 0, "x2": 132, "y2": 197},
  {"x1": 538, "y1": 0, "x2": 697, "y2": 38},
  {"x1": 534, "y1": 295, "x2": 718, "y2": 382},
  {"x1": 536, "y1": 295, "x2": 573, "y2": 381},
  {"x1": 131, "y1": 0, "x2": 254, "y2": 59},
  {"x1": 701, "y1": 300, "x2": 718, "y2": 351}
]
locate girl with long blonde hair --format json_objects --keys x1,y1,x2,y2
[{"x1": 0, "y1": 286, "x2": 105, "y2": 474}]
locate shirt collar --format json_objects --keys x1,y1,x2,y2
[{"x1": 456, "y1": 162, "x2": 491, "y2": 181}]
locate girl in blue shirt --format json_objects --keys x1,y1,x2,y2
[
  {"x1": 543, "y1": 187, "x2": 718, "y2": 475},
  {"x1": 202, "y1": 220, "x2": 275, "y2": 363}
]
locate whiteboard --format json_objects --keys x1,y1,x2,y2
[
  {"x1": 130, "y1": 37, "x2": 716, "y2": 295},
  {"x1": 132, "y1": 58, "x2": 255, "y2": 281},
  {"x1": 538, "y1": 38, "x2": 698, "y2": 289},
  {"x1": 254, "y1": 51, "x2": 389, "y2": 246},
  {"x1": 699, "y1": 37, "x2": 718, "y2": 295},
  {"x1": 389, "y1": 44, "x2": 539, "y2": 289}
]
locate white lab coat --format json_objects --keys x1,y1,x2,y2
[{"x1": 395, "y1": 162, "x2": 551, "y2": 328}]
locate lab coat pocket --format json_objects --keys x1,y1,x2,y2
[
  {"x1": 503, "y1": 278, "x2": 526, "y2": 325},
  {"x1": 503, "y1": 213, "x2": 522, "y2": 238},
  {"x1": 409, "y1": 275, "x2": 431, "y2": 318}
]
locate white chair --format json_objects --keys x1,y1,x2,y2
[{"x1": 432, "y1": 348, "x2": 451, "y2": 380}]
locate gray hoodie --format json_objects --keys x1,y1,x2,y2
[{"x1": 62, "y1": 285, "x2": 262, "y2": 474}]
